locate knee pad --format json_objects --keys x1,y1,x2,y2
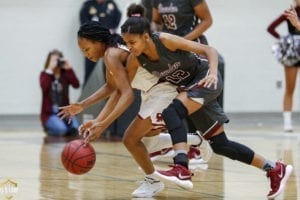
[
  {"x1": 162, "y1": 99, "x2": 189, "y2": 145},
  {"x1": 210, "y1": 132, "x2": 254, "y2": 164},
  {"x1": 162, "y1": 99, "x2": 188, "y2": 130}
]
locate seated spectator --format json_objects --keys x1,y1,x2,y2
[{"x1": 39, "y1": 49, "x2": 80, "y2": 136}]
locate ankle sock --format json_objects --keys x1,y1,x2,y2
[{"x1": 262, "y1": 160, "x2": 276, "y2": 171}]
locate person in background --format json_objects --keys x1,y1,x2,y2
[
  {"x1": 267, "y1": 0, "x2": 300, "y2": 132},
  {"x1": 79, "y1": 0, "x2": 122, "y2": 86},
  {"x1": 40, "y1": 49, "x2": 80, "y2": 136},
  {"x1": 285, "y1": 6, "x2": 300, "y2": 30},
  {"x1": 141, "y1": 0, "x2": 153, "y2": 22}
]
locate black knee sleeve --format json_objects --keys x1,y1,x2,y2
[
  {"x1": 210, "y1": 132, "x2": 255, "y2": 164},
  {"x1": 162, "y1": 99, "x2": 188, "y2": 145}
]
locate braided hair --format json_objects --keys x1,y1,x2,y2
[{"x1": 78, "y1": 21, "x2": 125, "y2": 46}]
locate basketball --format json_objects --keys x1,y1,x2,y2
[{"x1": 61, "y1": 139, "x2": 96, "y2": 175}]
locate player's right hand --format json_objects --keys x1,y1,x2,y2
[
  {"x1": 58, "y1": 103, "x2": 83, "y2": 119},
  {"x1": 78, "y1": 120, "x2": 105, "y2": 144}
]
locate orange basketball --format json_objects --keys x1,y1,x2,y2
[{"x1": 61, "y1": 139, "x2": 96, "y2": 175}]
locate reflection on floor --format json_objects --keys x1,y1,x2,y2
[{"x1": 0, "y1": 113, "x2": 299, "y2": 199}]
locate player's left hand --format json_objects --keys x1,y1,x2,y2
[{"x1": 198, "y1": 72, "x2": 218, "y2": 89}]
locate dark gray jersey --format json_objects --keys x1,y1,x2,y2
[
  {"x1": 137, "y1": 33, "x2": 208, "y2": 86},
  {"x1": 153, "y1": 0, "x2": 203, "y2": 37}
]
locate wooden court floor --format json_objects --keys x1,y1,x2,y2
[{"x1": 0, "y1": 114, "x2": 299, "y2": 200}]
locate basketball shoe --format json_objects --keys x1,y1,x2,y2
[
  {"x1": 149, "y1": 131, "x2": 207, "y2": 162},
  {"x1": 132, "y1": 176, "x2": 164, "y2": 198},
  {"x1": 188, "y1": 146, "x2": 206, "y2": 164},
  {"x1": 266, "y1": 161, "x2": 293, "y2": 199},
  {"x1": 156, "y1": 164, "x2": 193, "y2": 190},
  {"x1": 149, "y1": 147, "x2": 174, "y2": 162}
]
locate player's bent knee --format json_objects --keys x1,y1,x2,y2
[
  {"x1": 122, "y1": 134, "x2": 141, "y2": 150},
  {"x1": 162, "y1": 99, "x2": 189, "y2": 144},
  {"x1": 162, "y1": 99, "x2": 188, "y2": 130},
  {"x1": 210, "y1": 132, "x2": 254, "y2": 164}
]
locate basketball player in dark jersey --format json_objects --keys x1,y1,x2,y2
[
  {"x1": 152, "y1": 0, "x2": 211, "y2": 43},
  {"x1": 121, "y1": 16, "x2": 293, "y2": 199},
  {"x1": 152, "y1": 0, "x2": 225, "y2": 135}
]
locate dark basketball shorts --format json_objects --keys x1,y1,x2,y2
[{"x1": 185, "y1": 70, "x2": 229, "y2": 138}]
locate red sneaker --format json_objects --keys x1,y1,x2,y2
[
  {"x1": 188, "y1": 146, "x2": 206, "y2": 164},
  {"x1": 156, "y1": 164, "x2": 193, "y2": 190},
  {"x1": 266, "y1": 162, "x2": 293, "y2": 199},
  {"x1": 149, "y1": 147, "x2": 174, "y2": 161}
]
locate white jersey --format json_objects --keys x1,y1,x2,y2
[
  {"x1": 138, "y1": 81, "x2": 177, "y2": 129},
  {"x1": 131, "y1": 67, "x2": 160, "y2": 92},
  {"x1": 119, "y1": 43, "x2": 177, "y2": 129},
  {"x1": 132, "y1": 67, "x2": 177, "y2": 129}
]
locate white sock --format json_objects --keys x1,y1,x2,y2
[
  {"x1": 283, "y1": 111, "x2": 292, "y2": 125},
  {"x1": 145, "y1": 172, "x2": 160, "y2": 181}
]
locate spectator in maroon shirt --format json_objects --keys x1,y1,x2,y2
[
  {"x1": 40, "y1": 49, "x2": 80, "y2": 136},
  {"x1": 267, "y1": 0, "x2": 300, "y2": 132}
]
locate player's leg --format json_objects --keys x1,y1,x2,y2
[
  {"x1": 209, "y1": 129, "x2": 293, "y2": 199},
  {"x1": 140, "y1": 82, "x2": 205, "y2": 165},
  {"x1": 155, "y1": 69, "x2": 224, "y2": 190},
  {"x1": 282, "y1": 66, "x2": 298, "y2": 132},
  {"x1": 155, "y1": 95, "x2": 201, "y2": 190},
  {"x1": 192, "y1": 100, "x2": 293, "y2": 198},
  {"x1": 123, "y1": 116, "x2": 164, "y2": 198}
]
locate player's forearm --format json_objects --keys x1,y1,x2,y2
[
  {"x1": 95, "y1": 91, "x2": 120, "y2": 122},
  {"x1": 80, "y1": 83, "x2": 113, "y2": 109},
  {"x1": 99, "y1": 89, "x2": 135, "y2": 127},
  {"x1": 184, "y1": 21, "x2": 212, "y2": 41}
]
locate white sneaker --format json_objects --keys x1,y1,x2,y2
[
  {"x1": 189, "y1": 163, "x2": 209, "y2": 171},
  {"x1": 283, "y1": 123, "x2": 293, "y2": 132},
  {"x1": 132, "y1": 177, "x2": 164, "y2": 198}
]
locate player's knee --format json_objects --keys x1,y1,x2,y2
[
  {"x1": 122, "y1": 134, "x2": 131, "y2": 148},
  {"x1": 162, "y1": 99, "x2": 188, "y2": 131},
  {"x1": 210, "y1": 132, "x2": 229, "y2": 154},
  {"x1": 162, "y1": 99, "x2": 189, "y2": 144},
  {"x1": 209, "y1": 132, "x2": 254, "y2": 164},
  {"x1": 122, "y1": 133, "x2": 140, "y2": 150}
]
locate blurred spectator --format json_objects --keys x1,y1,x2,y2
[
  {"x1": 267, "y1": 1, "x2": 300, "y2": 132},
  {"x1": 141, "y1": 0, "x2": 153, "y2": 21},
  {"x1": 284, "y1": 6, "x2": 300, "y2": 31},
  {"x1": 79, "y1": 0, "x2": 122, "y2": 86},
  {"x1": 40, "y1": 49, "x2": 80, "y2": 136}
]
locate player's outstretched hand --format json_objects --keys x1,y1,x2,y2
[{"x1": 58, "y1": 103, "x2": 83, "y2": 120}]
